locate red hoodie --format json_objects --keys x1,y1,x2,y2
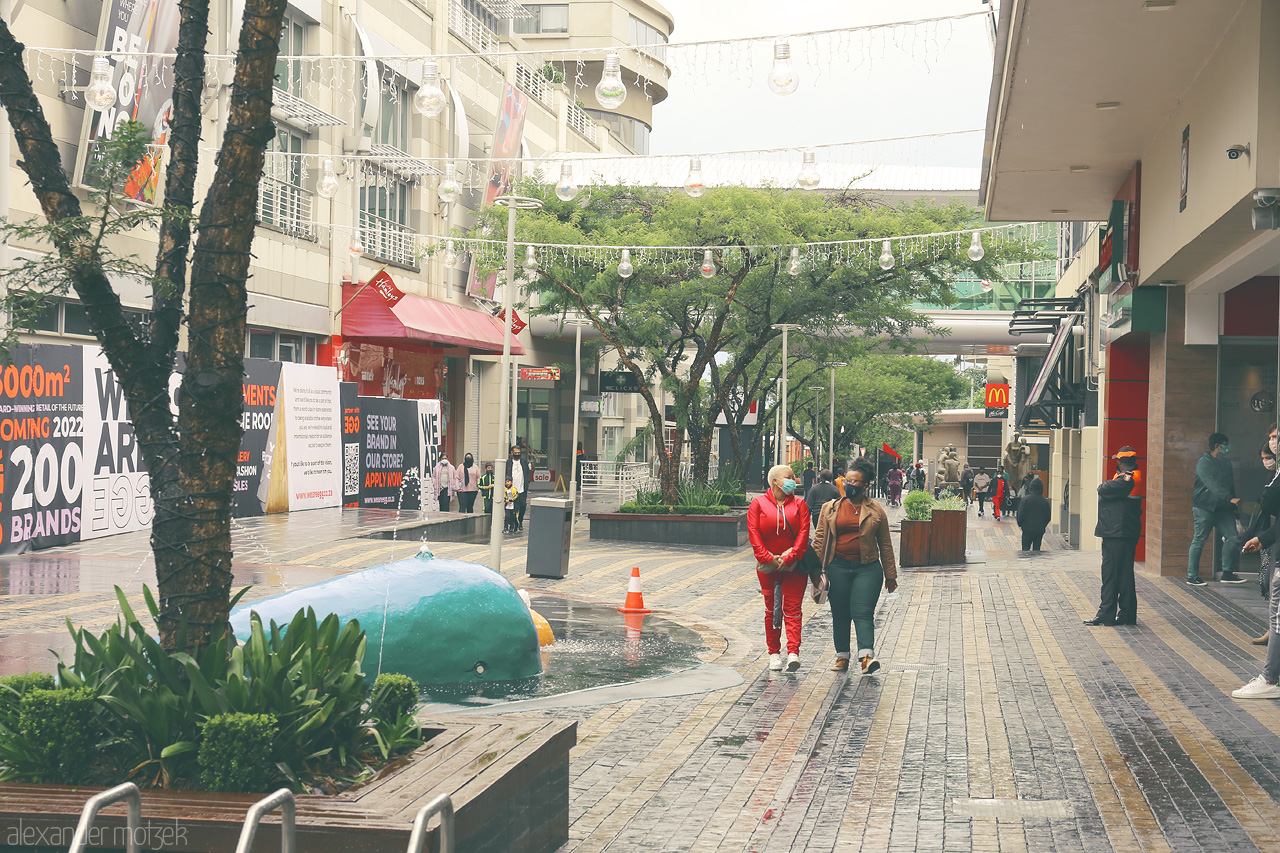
[{"x1": 747, "y1": 491, "x2": 811, "y2": 567}]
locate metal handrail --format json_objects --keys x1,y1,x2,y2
[
  {"x1": 234, "y1": 788, "x2": 296, "y2": 853},
  {"x1": 69, "y1": 782, "x2": 141, "y2": 853},
  {"x1": 405, "y1": 794, "x2": 455, "y2": 853}
]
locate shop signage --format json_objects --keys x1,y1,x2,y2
[
  {"x1": 985, "y1": 383, "x2": 1010, "y2": 419},
  {"x1": 519, "y1": 366, "x2": 560, "y2": 381},
  {"x1": 984, "y1": 345, "x2": 1012, "y2": 354},
  {"x1": 258, "y1": 363, "x2": 342, "y2": 513},
  {"x1": 368, "y1": 269, "x2": 405, "y2": 307},
  {"x1": 533, "y1": 469, "x2": 552, "y2": 483},
  {"x1": 340, "y1": 385, "x2": 421, "y2": 510},
  {"x1": 580, "y1": 395, "x2": 601, "y2": 418},
  {"x1": 498, "y1": 308, "x2": 527, "y2": 336},
  {"x1": 601, "y1": 371, "x2": 644, "y2": 393}
]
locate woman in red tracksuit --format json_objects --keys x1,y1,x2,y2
[{"x1": 747, "y1": 463, "x2": 811, "y2": 672}]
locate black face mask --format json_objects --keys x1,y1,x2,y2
[{"x1": 845, "y1": 484, "x2": 864, "y2": 500}]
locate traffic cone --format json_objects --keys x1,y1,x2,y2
[{"x1": 618, "y1": 566, "x2": 651, "y2": 614}]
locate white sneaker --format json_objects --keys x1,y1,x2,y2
[
  {"x1": 1232, "y1": 675, "x2": 1280, "y2": 699},
  {"x1": 786, "y1": 653, "x2": 801, "y2": 672},
  {"x1": 768, "y1": 653, "x2": 783, "y2": 671}
]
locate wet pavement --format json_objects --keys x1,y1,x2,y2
[{"x1": 2, "y1": 501, "x2": 1280, "y2": 851}]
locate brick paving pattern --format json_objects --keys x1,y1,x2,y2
[{"x1": 3, "y1": 503, "x2": 1280, "y2": 851}]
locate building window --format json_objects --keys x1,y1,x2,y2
[
  {"x1": 259, "y1": 127, "x2": 314, "y2": 238},
  {"x1": 247, "y1": 328, "x2": 319, "y2": 363},
  {"x1": 603, "y1": 425, "x2": 622, "y2": 460},
  {"x1": 360, "y1": 169, "x2": 417, "y2": 268},
  {"x1": 25, "y1": 299, "x2": 147, "y2": 338},
  {"x1": 514, "y1": 4, "x2": 568, "y2": 34},
  {"x1": 600, "y1": 392, "x2": 622, "y2": 418},
  {"x1": 628, "y1": 15, "x2": 667, "y2": 61},
  {"x1": 460, "y1": 0, "x2": 504, "y2": 35},
  {"x1": 275, "y1": 15, "x2": 306, "y2": 96},
  {"x1": 583, "y1": 109, "x2": 651, "y2": 154}
]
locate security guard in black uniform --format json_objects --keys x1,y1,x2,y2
[{"x1": 1085, "y1": 446, "x2": 1143, "y2": 626}]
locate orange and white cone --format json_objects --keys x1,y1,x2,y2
[{"x1": 618, "y1": 566, "x2": 652, "y2": 614}]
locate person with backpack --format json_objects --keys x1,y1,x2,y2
[
  {"x1": 960, "y1": 464, "x2": 975, "y2": 507},
  {"x1": 1016, "y1": 477, "x2": 1051, "y2": 550}
]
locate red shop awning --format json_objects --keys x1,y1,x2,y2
[{"x1": 341, "y1": 281, "x2": 525, "y2": 355}]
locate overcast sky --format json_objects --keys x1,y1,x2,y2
[{"x1": 645, "y1": 0, "x2": 997, "y2": 167}]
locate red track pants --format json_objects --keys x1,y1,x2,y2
[{"x1": 757, "y1": 569, "x2": 808, "y2": 655}]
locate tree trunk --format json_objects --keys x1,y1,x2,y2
[{"x1": 157, "y1": 0, "x2": 288, "y2": 651}]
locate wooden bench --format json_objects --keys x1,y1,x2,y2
[{"x1": 0, "y1": 714, "x2": 575, "y2": 853}]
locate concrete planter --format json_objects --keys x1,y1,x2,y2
[{"x1": 588, "y1": 511, "x2": 749, "y2": 547}]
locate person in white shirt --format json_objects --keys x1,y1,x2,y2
[
  {"x1": 972, "y1": 467, "x2": 992, "y2": 518},
  {"x1": 510, "y1": 446, "x2": 529, "y2": 531},
  {"x1": 432, "y1": 454, "x2": 456, "y2": 512}
]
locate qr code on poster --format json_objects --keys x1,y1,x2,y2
[{"x1": 343, "y1": 443, "x2": 360, "y2": 496}]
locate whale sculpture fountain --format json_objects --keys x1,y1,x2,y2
[{"x1": 229, "y1": 546, "x2": 545, "y2": 685}]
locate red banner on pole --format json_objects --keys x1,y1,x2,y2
[
  {"x1": 497, "y1": 308, "x2": 527, "y2": 336},
  {"x1": 882, "y1": 442, "x2": 901, "y2": 459},
  {"x1": 368, "y1": 269, "x2": 404, "y2": 307}
]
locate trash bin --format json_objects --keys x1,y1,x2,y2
[{"x1": 526, "y1": 496, "x2": 573, "y2": 578}]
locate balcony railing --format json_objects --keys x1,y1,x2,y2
[
  {"x1": 566, "y1": 101, "x2": 596, "y2": 145},
  {"x1": 514, "y1": 61, "x2": 551, "y2": 106},
  {"x1": 359, "y1": 210, "x2": 418, "y2": 269},
  {"x1": 449, "y1": 1, "x2": 500, "y2": 55},
  {"x1": 257, "y1": 176, "x2": 315, "y2": 239}
]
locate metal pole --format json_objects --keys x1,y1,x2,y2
[
  {"x1": 0, "y1": 0, "x2": 9, "y2": 328},
  {"x1": 780, "y1": 328, "x2": 789, "y2": 465},
  {"x1": 828, "y1": 365, "x2": 836, "y2": 473},
  {"x1": 569, "y1": 319, "x2": 583, "y2": 511},
  {"x1": 488, "y1": 199, "x2": 518, "y2": 571},
  {"x1": 811, "y1": 386, "x2": 821, "y2": 464}
]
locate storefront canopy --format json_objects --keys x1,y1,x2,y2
[{"x1": 341, "y1": 281, "x2": 525, "y2": 355}]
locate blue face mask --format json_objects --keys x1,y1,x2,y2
[{"x1": 780, "y1": 478, "x2": 797, "y2": 495}]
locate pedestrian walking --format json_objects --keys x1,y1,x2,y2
[
  {"x1": 1016, "y1": 477, "x2": 1051, "y2": 551},
  {"x1": 1084, "y1": 446, "x2": 1143, "y2": 626},
  {"x1": 913, "y1": 462, "x2": 926, "y2": 491},
  {"x1": 991, "y1": 471, "x2": 1007, "y2": 520},
  {"x1": 747, "y1": 463, "x2": 811, "y2": 672},
  {"x1": 1188, "y1": 432, "x2": 1244, "y2": 584},
  {"x1": 805, "y1": 468, "x2": 841, "y2": 528},
  {"x1": 454, "y1": 453, "x2": 479, "y2": 513},
  {"x1": 887, "y1": 465, "x2": 903, "y2": 507},
  {"x1": 502, "y1": 478, "x2": 519, "y2": 534},
  {"x1": 812, "y1": 456, "x2": 897, "y2": 675},
  {"x1": 478, "y1": 463, "x2": 496, "y2": 514},
  {"x1": 960, "y1": 464, "x2": 975, "y2": 507},
  {"x1": 510, "y1": 445, "x2": 531, "y2": 532},
  {"x1": 973, "y1": 467, "x2": 991, "y2": 517},
  {"x1": 802, "y1": 460, "x2": 816, "y2": 498},
  {"x1": 1236, "y1": 498, "x2": 1280, "y2": 698},
  {"x1": 1242, "y1": 436, "x2": 1280, "y2": 644},
  {"x1": 431, "y1": 454, "x2": 455, "y2": 513}
]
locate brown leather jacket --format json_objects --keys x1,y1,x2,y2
[{"x1": 812, "y1": 496, "x2": 897, "y2": 584}]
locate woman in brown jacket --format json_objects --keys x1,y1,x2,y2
[{"x1": 812, "y1": 456, "x2": 898, "y2": 674}]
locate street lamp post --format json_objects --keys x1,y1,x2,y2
[
  {"x1": 809, "y1": 386, "x2": 824, "y2": 466},
  {"x1": 824, "y1": 362, "x2": 846, "y2": 473},
  {"x1": 771, "y1": 324, "x2": 801, "y2": 466},
  {"x1": 564, "y1": 318, "x2": 592, "y2": 515},
  {"x1": 488, "y1": 191, "x2": 543, "y2": 572}
]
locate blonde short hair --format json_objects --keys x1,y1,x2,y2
[{"x1": 766, "y1": 464, "x2": 794, "y2": 486}]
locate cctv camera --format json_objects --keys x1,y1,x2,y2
[
  {"x1": 1255, "y1": 189, "x2": 1280, "y2": 207},
  {"x1": 1228, "y1": 144, "x2": 1251, "y2": 160}
]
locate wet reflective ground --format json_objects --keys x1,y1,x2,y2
[{"x1": 418, "y1": 592, "x2": 706, "y2": 708}]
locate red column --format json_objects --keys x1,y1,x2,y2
[{"x1": 1103, "y1": 341, "x2": 1150, "y2": 561}]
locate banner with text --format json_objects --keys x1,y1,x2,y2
[{"x1": 340, "y1": 384, "x2": 422, "y2": 510}]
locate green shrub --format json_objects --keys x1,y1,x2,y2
[
  {"x1": 932, "y1": 495, "x2": 965, "y2": 512},
  {"x1": 371, "y1": 674, "x2": 420, "y2": 722},
  {"x1": 17, "y1": 687, "x2": 98, "y2": 783},
  {"x1": 198, "y1": 713, "x2": 278, "y2": 793},
  {"x1": 904, "y1": 490, "x2": 934, "y2": 521},
  {"x1": 618, "y1": 503, "x2": 672, "y2": 514},
  {"x1": 672, "y1": 505, "x2": 731, "y2": 515},
  {"x1": 0, "y1": 672, "x2": 55, "y2": 698},
  {"x1": 633, "y1": 489, "x2": 663, "y2": 505}
]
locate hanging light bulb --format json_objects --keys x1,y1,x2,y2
[
  {"x1": 442, "y1": 240, "x2": 458, "y2": 267},
  {"x1": 878, "y1": 240, "x2": 895, "y2": 271},
  {"x1": 437, "y1": 163, "x2": 461, "y2": 205},
  {"x1": 767, "y1": 41, "x2": 799, "y2": 95},
  {"x1": 316, "y1": 159, "x2": 340, "y2": 199},
  {"x1": 617, "y1": 249, "x2": 634, "y2": 279},
  {"x1": 787, "y1": 247, "x2": 801, "y2": 276},
  {"x1": 700, "y1": 249, "x2": 715, "y2": 278},
  {"x1": 85, "y1": 56, "x2": 116, "y2": 111},
  {"x1": 525, "y1": 245, "x2": 538, "y2": 276},
  {"x1": 554, "y1": 162, "x2": 580, "y2": 201},
  {"x1": 684, "y1": 157, "x2": 706, "y2": 198},
  {"x1": 967, "y1": 231, "x2": 985, "y2": 262},
  {"x1": 413, "y1": 61, "x2": 447, "y2": 118},
  {"x1": 350, "y1": 235, "x2": 364, "y2": 256},
  {"x1": 797, "y1": 151, "x2": 820, "y2": 190},
  {"x1": 595, "y1": 53, "x2": 628, "y2": 110}
]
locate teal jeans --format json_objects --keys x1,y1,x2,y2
[
  {"x1": 826, "y1": 557, "x2": 884, "y2": 655},
  {"x1": 1188, "y1": 506, "x2": 1239, "y2": 580}
]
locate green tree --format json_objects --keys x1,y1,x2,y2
[
  {"x1": 479, "y1": 184, "x2": 1040, "y2": 501},
  {"x1": 0, "y1": 0, "x2": 288, "y2": 654}
]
